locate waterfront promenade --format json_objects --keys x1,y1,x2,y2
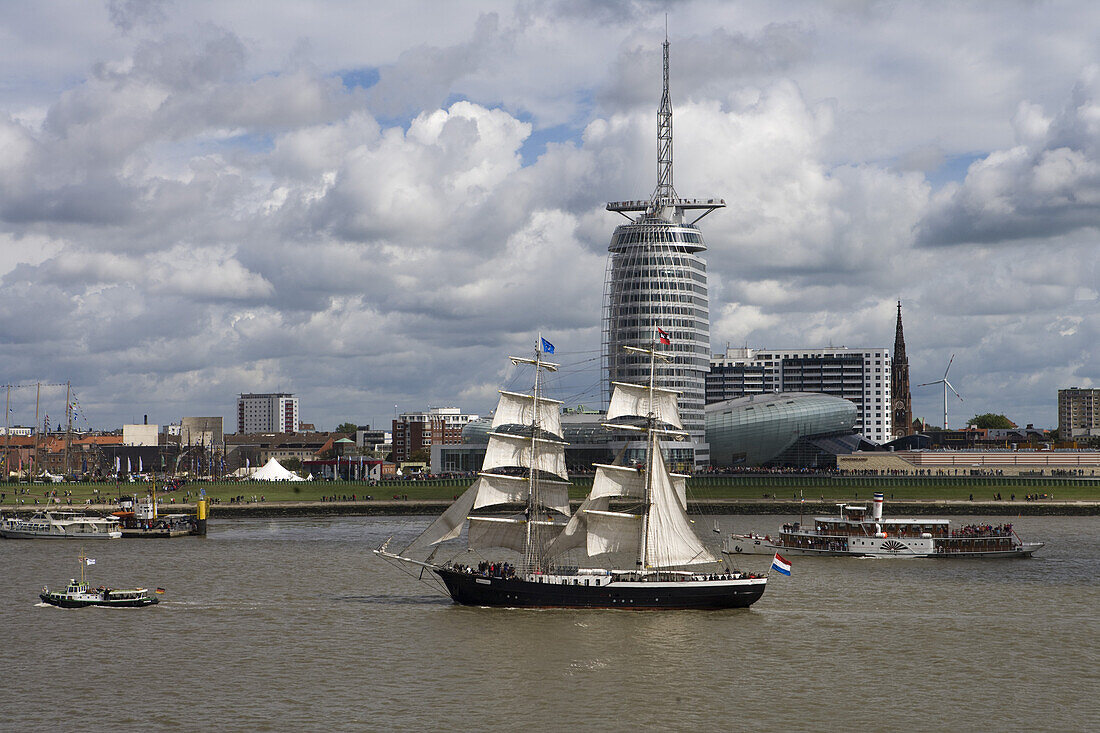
[{"x1": 4, "y1": 497, "x2": 1096, "y2": 517}]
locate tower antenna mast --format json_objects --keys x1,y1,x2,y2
[{"x1": 654, "y1": 30, "x2": 675, "y2": 203}]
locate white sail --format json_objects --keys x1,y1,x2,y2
[
  {"x1": 482, "y1": 432, "x2": 568, "y2": 479},
  {"x1": 492, "y1": 391, "x2": 564, "y2": 439},
  {"x1": 671, "y1": 472, "x2": 688, "y2": 508},
  {"x1": 585, "y1": 509, "x2": 642, "y2": 556},
  {"x1": 546, "y1": 495, "x2": 608, "y2": 557},
  {"x1": 468, "y1": 516, "x2": 527, "y2": 553},
  {"x1": 589, "y1": 463, "x2": 645, "y2": 501},
  {"x1": 403, "y1": 482, "x2": 479, "y2": 556},
  {"x1": 606, "y1": 382, "x2": 683, "y2": 428},
  {"x1": 644, "y1": 448, "x2": 717, "y2": 567},
  {"x1": 472, "y1": 472, "x2": 571, "y2": 516},
  {"x1": 468, "y1": 516, "x2": 562, "y2": 553}
]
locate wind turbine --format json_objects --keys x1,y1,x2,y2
[{"x1": 917, "y1": 354, "x2": 964, "y2": 429}]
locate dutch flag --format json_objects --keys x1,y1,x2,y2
[{"x1": 771, "y1": 553, "x2": 791, "y2": 576}]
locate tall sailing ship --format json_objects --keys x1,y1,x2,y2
[{"x1": 375, "y1": 339, "x2": 767, "y2": 610}]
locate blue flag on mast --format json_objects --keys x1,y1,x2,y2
[{"x1": 540, "y1": 337, "x2": 555, "y2": 354}]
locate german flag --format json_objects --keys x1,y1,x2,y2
[{"x1": 155, "y1": 587, "x2": 166, "y2": 594}]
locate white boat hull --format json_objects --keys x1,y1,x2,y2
[
  {"x1": 2, "y1": 528, "x2": 122, "y2": 539},
  {"x1": 723, "y1": 534, "x2": 1044, "y2": 559},
  {"x1": 723, "y1": 534, "x2": 777, "y2": 556}
]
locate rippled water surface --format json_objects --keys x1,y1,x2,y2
[{"x1": 2, "y1": 514, "x2": 1097, "y2": 731}]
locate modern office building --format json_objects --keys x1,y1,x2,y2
[
  {"x1": 392, "y1": 407, "x2": 479, "y2": 462},
  {"x1": 891, "y1": 302, "x2": 913, "y2": 439},
  {"x1": 707, "y1": 346, "x2": 893, "y2": 444},
  {"x1": 1058, "y1": 387, "x2": 1100, "y2": 438},
  {"x1": 603, "y1": 38, "x2": 722, "y2": 467},
  {"x1": 706, "y1": 392, "x2": 864, "y2": 467},
  {"x1": 237, "y1": 393, "x2": 299, "y2": 434}
]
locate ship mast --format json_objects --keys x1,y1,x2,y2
[
  {"x1": 637, "y1": 336, "x2": 659, "y2": 571},
  {"x1": 3, "y1": 384, "x2": 9, "y2": 480},
  {"x1": 524, "y1": 338, "x2": 545, "y2": 574},
  {"x1": 64, "y1": 381, "x2": 72, "y2": 478},
  {"x1": 33, "y1": 382, "x2": 40, "y2": 479},
  {"x1": 510, "y1": 337, "x2": 559, "y2": 575}
]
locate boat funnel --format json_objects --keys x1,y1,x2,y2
[{"x1": 873, "y1": 492, "x2": 884, "y2": 522}]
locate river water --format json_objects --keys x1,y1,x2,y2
[{"x1": 2, "y1": 514, "x2": 1097, "y2": 731}]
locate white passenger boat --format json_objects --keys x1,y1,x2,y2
[
  {"x1": 723, "y1": 493, "x2": 1043, "y2": 559},
  {"x1": 1, "y1": 510, "x2": 122, "y2": 539}
]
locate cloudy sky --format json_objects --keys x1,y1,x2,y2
[{"x1": 1, "y1": 0, "x2": 1098, "y2": 435}]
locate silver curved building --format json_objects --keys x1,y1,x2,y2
[
  {"x1": 604, "y1": 38, "x2": 723, "y2": 467},
  {"x1": 706, "y1": 392, "x2": 861, "y2": 467}
]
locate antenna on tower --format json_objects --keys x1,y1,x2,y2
[
  {"x1": 654, "y1": 28, "x2": 675, "y2": 204},
  {"x1": 606, "y1": 35, "x2": 724, "y2": 223}
]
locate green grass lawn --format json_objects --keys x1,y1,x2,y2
[{"x1": 3, "y1": 474, "x2": 1098, "y2": 507}]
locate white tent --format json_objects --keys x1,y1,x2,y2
[{"x1": 249, "y1": 458, "x2": 305, "y2": 481}]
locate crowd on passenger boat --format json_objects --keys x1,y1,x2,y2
[{"x1": 951, "y1": 523, "x2": 1013, "y2": 537}]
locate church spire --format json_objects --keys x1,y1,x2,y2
[
  {"x1": 891, "y1": 301, "x2": 912, "y2": 439},
  {"x1": 894, "y1": 300, "x2": 907, "y2": 363}
]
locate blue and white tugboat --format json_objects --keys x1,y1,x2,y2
[
  {"x1": 39, "y1": 549, "x2": 161, "y2": 608},
  {"x1": 723, "y1": 493, "x2": 1043, "y2": 559},
  {"x1": 376, "y1": 336, "x2": 767, "y2": 610}
]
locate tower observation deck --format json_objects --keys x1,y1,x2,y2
[{"x1": 603, "y1": 37, "x2": 724, "y2": 467}]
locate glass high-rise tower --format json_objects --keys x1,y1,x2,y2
[{"x1": 604, "y1": 38, "x2": 724, "y2": 467}]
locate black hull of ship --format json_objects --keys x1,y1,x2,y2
[
  {"x1": 39, "y1": 593, "x2": 158, "y2": 609},
  {"x1": 436, "y1": 569, "x2": 766, "y2": 610}
]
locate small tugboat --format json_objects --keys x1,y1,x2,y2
[
  {"x1": 723, "y1": 492, "x2": 1044, "y2": 559},
  {"x1": 39, "y1": 549, "x2": 161, "y2": 608}
]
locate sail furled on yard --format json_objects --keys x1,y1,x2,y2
[
  {"x1": 492, "y1": 391, "x2": 564, "y2": 439},
  {"x1": 482, "y1": 432, "x2": 568, "y2": 479},
  {"x1": 606, "y1": 382, "x2": 683, "y2": 429},
  {"x1": 643, "y1": 445, "x2": 716, "y2": 567},
  {"x1": 472, "y1": 472, "x2": 571, "y2": 516}
]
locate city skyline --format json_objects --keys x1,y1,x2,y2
[{"x1": 1, "y1": 2, "x2": 1098, "y2": 432}]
